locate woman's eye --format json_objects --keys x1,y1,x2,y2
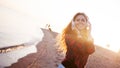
[
  {"x1": 76, "y1": 18, "x2": 86, "y2": 22},
  {"x1": 81, "y1": 19, "x2": 85, "y2": 22}
]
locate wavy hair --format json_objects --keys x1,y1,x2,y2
[{"x1": 57, "y1": 12, "x2": 89, "y2": 53}]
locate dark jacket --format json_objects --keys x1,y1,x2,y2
[{"x1": 62, "y1": 34, "x2": 95, "y2": 68}]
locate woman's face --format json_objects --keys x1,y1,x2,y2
[{"x1": 74, "y1": 15, "x2": 87, "y2": 30}]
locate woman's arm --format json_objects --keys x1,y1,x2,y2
[{"x1": 85, "y1": 37, "x2": 95, "y2": 54}]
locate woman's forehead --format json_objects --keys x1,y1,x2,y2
[{"x1": 75, "y1": 15, "x2": 85, "y2": 19}]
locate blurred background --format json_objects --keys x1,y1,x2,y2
[{"x1": 0, "y1": 0, "x2": 120, "y2": 52}]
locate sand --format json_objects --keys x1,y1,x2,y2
[{"x1": 5, "y1": 28, "x2": 120, "y2": 68}]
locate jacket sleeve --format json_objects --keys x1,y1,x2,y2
[
  {"x1": 74, "y1": 33, "x2": 95, "y2": 55},
  {"x1": 84, "y1": 40, "x2": 95, "y2": 54}
]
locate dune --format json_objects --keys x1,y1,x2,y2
[
  {"x1": 86, "y1": 45, "x2": 120, "y2": 68},
  {"x1": 5, "y1": 28, "x2": 120, "y2": 68}
]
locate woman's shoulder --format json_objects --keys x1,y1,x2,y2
[{"x1": 65, "y1": 34, "x2": 77, "y2": 46}]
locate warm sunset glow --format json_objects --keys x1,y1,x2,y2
[{"x1": 0, "y1": 0, "x2": 120, "y2": 52}]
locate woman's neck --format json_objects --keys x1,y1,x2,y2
[{"x1": 75, "y1": 27, "x2": 90, "y2": 39}]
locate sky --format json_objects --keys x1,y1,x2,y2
[{"x1": 0, "y1": 0, "x2": 120, "y2": 52}]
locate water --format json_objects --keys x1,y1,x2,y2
[{"x1": 0, "y1": 44, "x2": 37, "y2": 68}]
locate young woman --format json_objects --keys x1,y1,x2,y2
[{"x1": 58, "y1": 12, "x2": 95, "y2": 68}]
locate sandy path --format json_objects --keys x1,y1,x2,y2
[
  {"x1": 6, "y1": 28, "x2": 62, "y2": 68},
  {"x1": 6, "y1": 28, "x2": 120, "y2": 68}
]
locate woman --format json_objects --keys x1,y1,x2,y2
[{"x1": 58, "y1": 12, "x2": 95, "y2": 68}]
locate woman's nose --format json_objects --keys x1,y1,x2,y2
[{"x1": 79, "y1": 21, "x2": 84, "y2": 25}]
